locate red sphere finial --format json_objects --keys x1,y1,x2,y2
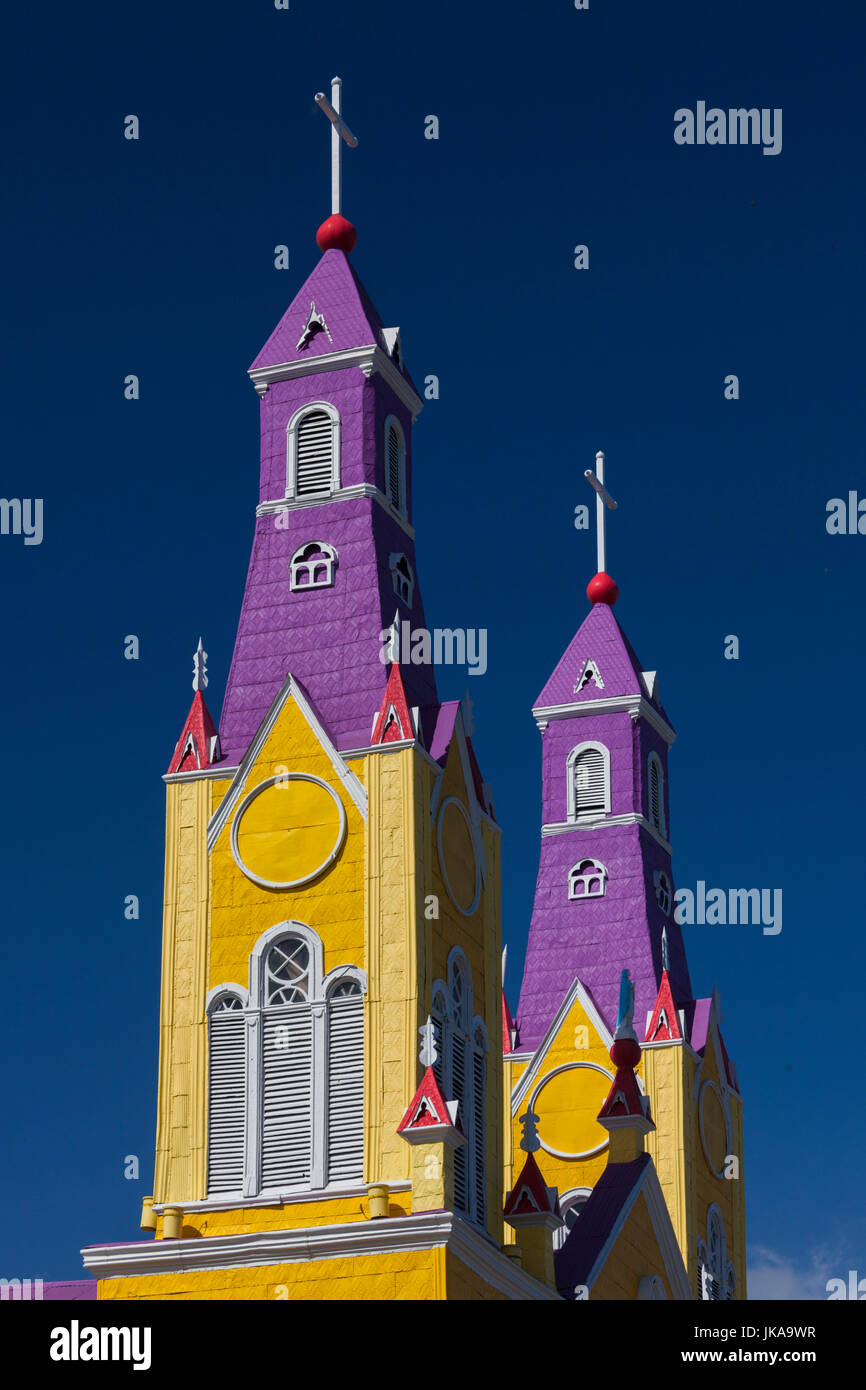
[
  {"x1": 316, "y1": 214, "x2": 357, "y2": 253},
  {"x1": 587, "y1": 571, "x2": 619, "y2": 606},
  {"x1": 610, "y1": 1036, "x2": 641, "y2": 1069}
]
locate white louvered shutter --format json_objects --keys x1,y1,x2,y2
[
  {"x1": 386, "y1": 425, "x2": 402, "y2": 509},
  {"x1": 574, "y1": 747, "x2": 606, "y2": 814},
  {"x1": 450, "y1": 1028, "x2": 468, "y2": 1215},
  {"x1": 472, "y1": 1047, "x2": 486, "y2": 1225},
  {"x1": 207, "y1": 1011, "x2": 246, "y2": 1194},
  {"x1": 295, "y1": 411, "x2": 333, "y2": 496},
  {"x1": 261, "y1": 1005, "x2": 313, "y2": 1189},
  {"x1": 649, "y1": 758, "x2": 662, "y2": 829},
  {"x1": 326, "y1": 994, "x2": 364, "y2": 1183}
]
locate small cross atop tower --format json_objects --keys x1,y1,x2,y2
[
  {"x1": 584, "y1": 450, "x2": 620, "y2": 606},
  {"x1": 314, "y1": 77, "x2": 360, "y2": 253}
]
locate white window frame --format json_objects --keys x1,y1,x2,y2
[
  {"x1": 383, "y1": 414, "x2": 407, "y2": 517},
  {"x1": 566, "y1": 741, "x2": 611, "y2": 820},
  {"x1": 553, "y1": 1187, "x2": 593, "y2": 1250},
  {"x1": 389, "y1": 552, "x2": 415, "y2": 606},
  {"x1": 647, "y1": 752, "x2": 666, "y2": 836},
  {"x1": 286, "y1": 401, "x2": 341, "y2": 499},
  {"x1": 205, "y1": 921, "x2": 367, "y2": 1202},
  {"x1": 290, "y1": 541, "x2": 337, "y2": 591},
  {"x1": 568, "y1": 858, "x2": 608, "y2": 900}
]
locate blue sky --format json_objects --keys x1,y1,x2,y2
[{"x1": 1, "y1": 0, "x2": 863, "y2": 1293}]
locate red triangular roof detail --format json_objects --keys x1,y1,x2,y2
[
  {"x1": 645, "y1": 970, "x2": 682, "y2": 1043},
  {"x1": 397, "y1": 1067, "x2": 461, "y2": 1136},
  {"x1": 167, "y1": 691, "x2": 221, "y2": 775},
  {"x1": 504, "y1": 1152, "x2": 558, "y2": 1218},
  {"x1": 599, "y1": 1067, "x2": 647, "y2": 1121},
  {"x1": 371, "y1": 665, "x2": 414, "y2": 745},
  {"x1": 502, "y1": 989, "x2": 515, "y2": 1055}
]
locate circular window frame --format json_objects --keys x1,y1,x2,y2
[
  {"x1": 436, "y1": 796, "x2": 481, "y2": 916},
  {"x1": 529, "y1": 1061, "x2": 615, "y2": 1161},
  {"x1": 231, "y1": 773, "x2": 347, "y2": 890},
  {"x1": 698, "y1": 1078, "x2": 733, "y2": 1180}
]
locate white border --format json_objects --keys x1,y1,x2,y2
[
  {"x1": 528, "y1": 1062, "x2": 614, "y2": 1160},
  {"x1": 230, "y1": 773, "x2": 347, "y2": 889}
]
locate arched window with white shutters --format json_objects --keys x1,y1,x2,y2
[
  {"x1": 325, "y1": 974, "x2": 364, "y2": 1185},
  {"x1": 206, "y1": 923, "x2": 366, "y2": 1200},
  {"x1": 287, "y1": 403, "x2": 340, "y2": 498},
  {"x1": 206, "y1": 991, "x2": 247, "y2": 1195},
  {"x1": 567, "y1": 741, "x2": 610, "y2": 820},
  {"x1": 434, "y1": 951, "x2": 487, "y2": 1229},
  {"x1": 647, "y1": 753, "x2": 666, "y2": 835},
  {"x1": 384, "y1": 415, "x2": 406, "y2": 515}
]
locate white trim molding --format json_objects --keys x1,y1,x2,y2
[
  {"x1": 81, "y1": 1212, "x2": 561, "y2": 1299},
  {"x1": 533, "y1": 694, "x2": 676, "y2": 747},
  {"x1": 541, "y1": 813, "x2": 672, "y2": 855},
  {"x1": 257, "y1": 484, "x2": 415, "y2": 542},
  {"x1": 230, "y1": 773, "x2": 347, "y2": 890},
  {"x1": 248, "y1": 343, "x2": 424, "y2": 419}
]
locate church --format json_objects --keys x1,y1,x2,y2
[{"x1": 73, "y1": 80, "x2": 746, "y2": 1302}]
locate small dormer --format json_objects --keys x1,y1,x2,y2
[{"x1": 382, "y1": 326, "x2": 402, "y2": 368}]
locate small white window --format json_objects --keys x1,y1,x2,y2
[
  {"x1": 287, "y1": 404, "x2": 340, "y2": 498},
  {"x1": 384, "y1": 416, "x2": 406, "y2": 514},
  {"x1": 290, "y1": 541, "x2": 337, "y2": 591},
  {"x1": 567, "y1": 742, "x2": 610, "y2": 819},
  {"x1": 390, "y1": 552, "x2": 414, "y2": 605},
  {"x1": 553, "y1": 1189, "x2": 592, "y2": 1250},
  {"x1": 654, "y1": 870, "x2": 671, "y2": 916},
  {"x1": 568, "y1": 859, "x2": 608, "y2": 900},
  {"x1": 648, "y1": 753, "x2": 665, "y2": 835}
]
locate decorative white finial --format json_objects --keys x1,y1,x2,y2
[
  {"x1": 584, "y1": 450, "x2": 618, "y2": 575},
  {"x1": 192, "y1": 637, "x2": 208, "y2": 692},
  {"x1": 314, "y1": 77, "x2": 359, "y2": 216},
  {"x1": 419, "y1": 1016, "x2": 438, "y2": 1069},
  {"x1": 518, "y1": 1108, "x2": 541, "y2": 1154},
  {"x1": 661, "y1": 925, "x2": 670, "y2": 972}
]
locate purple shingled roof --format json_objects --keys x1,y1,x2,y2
[
  {"x1": 534, "y1": 602, "x2": 673, "y2": 728},
  {"x1": 554, "y1": 1152, "x2": 651, "y2": 1296}
]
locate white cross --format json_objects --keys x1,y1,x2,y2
[
  {"x1": 314, "y1": 77, "x2": 359, "y2": 216},
  {"x1": 192, "y1": 637, "x2": 208, "y2": 692},
  {"x1": 584, "y1": 450, "x2": 618, "y2": 574}
]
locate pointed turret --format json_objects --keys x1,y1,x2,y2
[
  {"x1": 166, "y1": 640, "x2": 222, "y2": 774},
  {"x1": 371, "y1": 663, "x2": 416, "y2": 744}
]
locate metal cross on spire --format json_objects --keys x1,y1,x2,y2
[
  {"x1": 584, "y1": 450, "x2": 618, "y2": 575},
  {"x1": 314, "y1": 77, "x2": 359, "y2": 216}
]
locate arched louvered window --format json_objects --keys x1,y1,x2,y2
[
  {"x1": 699, "y1": 1207, "x2": 733, "y2": 1301},
  {"x1": 471, "y1": 1024, "x2": 487, "y2": 1227},
  {"x1": 384, "y1": 416, "x2": 406, "y2": 515},
  {"x1": 261, "y1": 936, "x2": 314, "y2": 1189},
  {"x1": 206, "y1": 923, "x2": 366, "y2": 1199},
  {"x1": 206, "y1": 994, "x2": 246, "y2": 1195},
  {"x1": 287, "y1": 404, "x2": 339, "y2": 498},
  {"x1": 648, "y1": 753, "x2": 665, "y2": 835},
  {"x1": 567, "y1": 742, "x2": 610, "y2": 820},
  {"x1": 435, "y1": 952, "x2": 487, "y2": 1229},
  {"x1": 326, "y1": 978, "x2": 364, "y2": 1184}
]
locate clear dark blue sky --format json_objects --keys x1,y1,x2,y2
[{"x1": 2, "y1": 0, "x2": 863, "y2": 1296}]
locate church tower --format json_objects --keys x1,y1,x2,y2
[
  {"x1": 504, "y1": 459, "x2": 747, "y2": 1300},
  {"x1": 81, "y1": 80, "x2": 555, "y2": 1302}
]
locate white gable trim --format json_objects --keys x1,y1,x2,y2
[
  {"x1": 207, "y1": 673, "x2": 367, "y2": 853},
  {"x1": 642, "y1": 1164, "x2": 692, "y2": 1300},
  {"x1": 511, "y1": 977, "x2": 620, "y2": 1114}
]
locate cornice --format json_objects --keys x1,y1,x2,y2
[
  {"x1": 532, "y1": 694, "x2": 676, "y2": 747},
  {"x1": 541, "y1": 813, "x2": 673, "y2": 854},
  {"x1": 81, "y1": 1212, "x2": 560, "y2": 1299},
  {"x1": 248, "y1": 344, "x2": 424, "y2": 419},
  {"x1": 151, "y1": 1181, "x2": 411, "y2": 1215},
  {"x1": 256, "y1": 484, "x2": 415, "y2": 541},
  {"x1": 163, "y1": 765, "x2": 239, "y2": 785}
]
